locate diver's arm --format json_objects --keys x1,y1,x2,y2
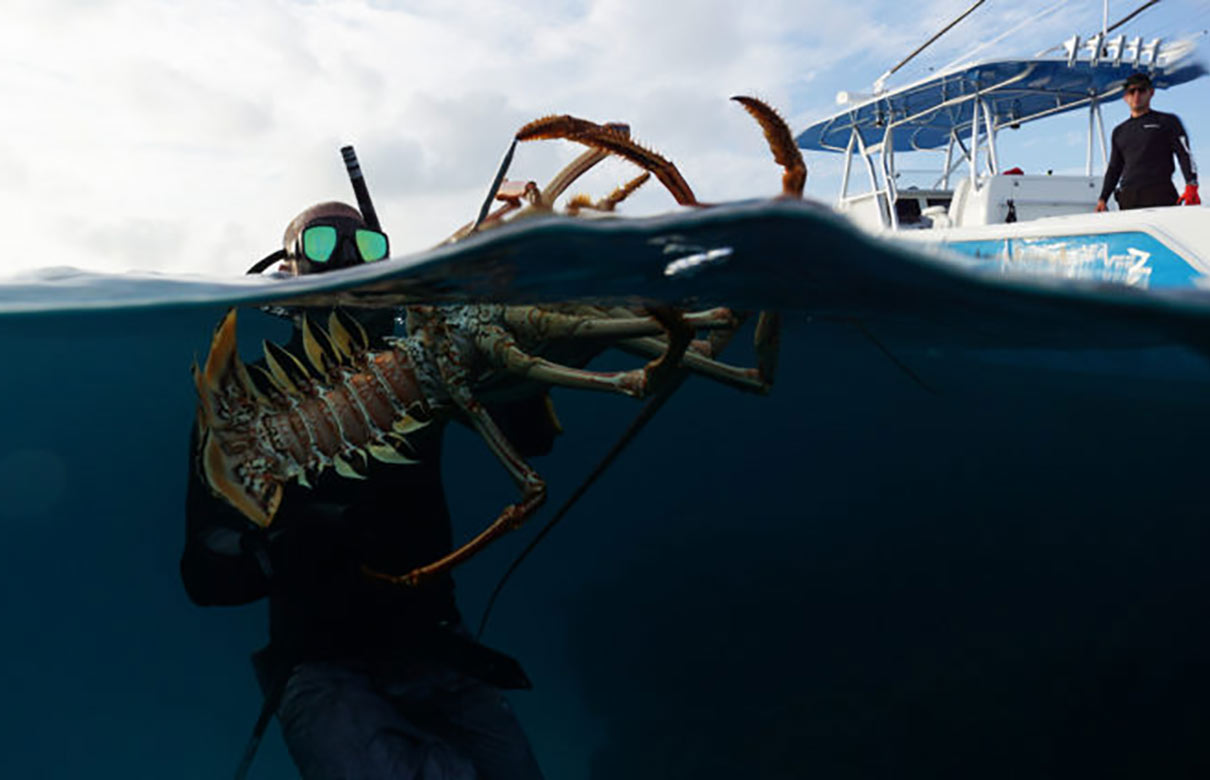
[{"x1": 180, "y1": 430, "x2": 273, "y2": 606}]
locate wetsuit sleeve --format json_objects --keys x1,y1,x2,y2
[
  {"x1": 180, "y1": 427, "x2": 273, "y2": 606},
  {"x1": 1173, "y1": 116, "x2": 1198, "y2": 186},
  {"x1": 1100, "y1": 126, "x2": 1124, "y2": 202}
]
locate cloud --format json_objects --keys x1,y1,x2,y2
[
  {"x1": 0, "y1": 0, "x2": 1205, "y2": 276},
  {"x1": 62, "y1": 217, "x2": 189, "y2": 269}
]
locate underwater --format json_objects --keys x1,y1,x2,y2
[{"x1": 2, "y1": 200, "x2": 1209, "y2": 778}]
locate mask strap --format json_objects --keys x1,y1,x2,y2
[{"x1": 245, "y1": 249, "x2": 287, "y2": 275}]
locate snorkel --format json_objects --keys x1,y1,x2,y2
[{"x1": 341, "y1": 145, "x2": 382, "y2": 233}]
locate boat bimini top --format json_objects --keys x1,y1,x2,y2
[{"x1": 796, "y1": 34, "x2": 1206, "y2": 229}]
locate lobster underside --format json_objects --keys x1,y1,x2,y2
[
  {"x1": 195, "y1": 302, "x2": 776, "y2": 584},
  {"x1": 194, "y1": 95, "x2": 798, "y2": 585}
]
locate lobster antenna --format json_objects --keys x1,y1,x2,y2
[
  {"x1": 341, "y1": 145, "x2": 382, "y2": 232},
  {"x1": 473, "y1": 138, "x2": 519, "y2": 233}
]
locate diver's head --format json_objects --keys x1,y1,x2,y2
[{"x1": 282, "y1": 201, "x2": 390, "y2": 276}]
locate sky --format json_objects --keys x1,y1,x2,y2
[{"x1": 1, "y1": 0, "x2": 1207, "y2": 277}]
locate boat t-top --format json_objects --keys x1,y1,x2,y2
[{"x1": 795, "y1": 9, "x2": 1209, "y2": 290}]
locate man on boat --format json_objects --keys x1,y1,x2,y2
[
  {"x1": 181, "y1": 201, "x2": 552, "y2": 779},
  {"x1": 1096, "y1": 72, "x2": 1199, "y2": 212}
]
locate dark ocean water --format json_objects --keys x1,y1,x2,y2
[{"x1": 2, "y1": 201, "x2": 1209, "y2": 778}]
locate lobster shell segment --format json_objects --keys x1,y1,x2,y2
[{"x1": 194, "y1": 309, "x2": 435, "y2": 528}]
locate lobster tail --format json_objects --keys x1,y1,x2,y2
[
  {"x1": 194, "y1": 308, "x2": 438, "y2": 527},
  {"x1": 194, "y1": 309, "x2": 284, "y2": 527}
]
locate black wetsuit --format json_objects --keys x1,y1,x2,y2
[
  {"x1": 1099, "y1": 110, "x2": 1198, "y2": 209},
  {"x1": 181, "y1": 316, "x2": 554, "y2": 779}
]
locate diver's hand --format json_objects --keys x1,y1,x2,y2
[{"x1": 1095, "y1": 198, "x2": 1108, "y2": 212}]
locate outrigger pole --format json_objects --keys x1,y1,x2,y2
[
  {"x1": 873, "y1": 0, "x2": 988, "y2": 93},
  {"x1": 1102, "y1": 0, "x2": 1162, "y2": 38}
]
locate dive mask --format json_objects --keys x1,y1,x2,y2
[{"x1": 293, "y1": 219, "x2": 389, "y2": 269}]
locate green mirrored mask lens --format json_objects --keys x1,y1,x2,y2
[
  {"x1": 355, "y1": 229, "x2": 388, "y2": 262},
  {"x1": 302, "y1": 226, "x2": 338, "y2": 263}
]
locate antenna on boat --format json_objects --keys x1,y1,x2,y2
[{"x1": 873, "y1": 0, "x2": 988, "y2": 93}]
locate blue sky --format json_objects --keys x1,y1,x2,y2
[{"x1": 0, "y1": 0, "x2": 1206, "y2": 275}]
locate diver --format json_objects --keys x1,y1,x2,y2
[
  {"x1": 1096, "y1": 72, "x2": 1200, "y2": 212},
  {"x1": 182, "y1": 161, "x2": 554, "y2": 779}
]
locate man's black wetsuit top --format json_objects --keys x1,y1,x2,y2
[
  {"x1": 181, "y1": 317, "x2": 557, "y2": 683},
  {"x1": 1099, "y1": 110, "x2": 1198, "y2": 207}
]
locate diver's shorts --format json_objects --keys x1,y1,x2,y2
[{"x1": 276, "y1": 658, "x2": 544, "y2": 780}]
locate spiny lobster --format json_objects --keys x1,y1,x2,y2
[{"x1": 194, "y1": 96, "x2": 803, "y2": 586}]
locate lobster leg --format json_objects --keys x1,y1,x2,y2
[
  {"x1": 365, "y1": 395, "x2": 548, "y2": 587},
  {"x1": 503, "y1": 305, "x2": 736, "y2": 341},
  {"x1": 368, "y1": 310, "x2": 694, "y2": 586},
  {"x1": 618, "y1": 336, "x2": 771, "y2": 393},
  {"x1": 608, "y1": 308, "x2": 780, "y2": 394},
  {"x1": 475, "y1": 310, "x2": 693, "y2": 398}
]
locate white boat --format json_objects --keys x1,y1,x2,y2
[{"x1": 795, "y1": 26, "x2": 1210, "y2": 290}]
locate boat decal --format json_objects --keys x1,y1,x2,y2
[{"x1": 942, "y1": 231, "x2": 1198, "y2": 289}]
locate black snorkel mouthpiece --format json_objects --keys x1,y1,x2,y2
[{"x1": 341, "y1": 145, "x2": 382, "y2": 232}]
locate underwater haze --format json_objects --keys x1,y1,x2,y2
[{"x1": 2, "y1": 202, "x2": 1209, "y2": 778}]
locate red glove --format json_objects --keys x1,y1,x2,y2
[{"x1": 1178, "y1": 183, "x2": 1200, "y2": 205}]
